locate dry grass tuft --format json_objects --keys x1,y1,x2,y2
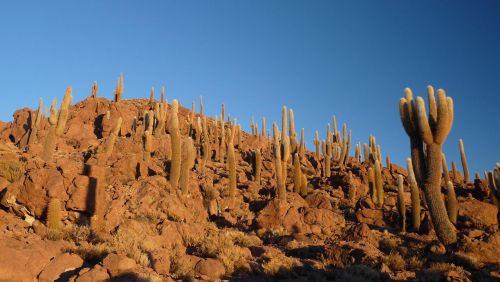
[
  {"x1": 169, "y1": 243, "x2": 194, "y2": 279},
  {"x1": 0, "y1": 159, "x2": 24, "y2": 182},
  {"x1": 261, "y1": 252, "x2": 302, "y2": 277},
  {"x1": 383, "y1": 252, "x2": 406, "y2": 271}
]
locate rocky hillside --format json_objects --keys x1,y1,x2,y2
[{"x1": 0, "y1": 82, "x2": 499, "y2": 281}]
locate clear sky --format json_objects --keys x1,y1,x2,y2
[{"x1": 0, "y1": 1, "x2": 499, "y2": 174}]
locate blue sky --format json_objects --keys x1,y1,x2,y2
[{"x1": 0, "y1": 1, "x2": 499, "y2": 174}]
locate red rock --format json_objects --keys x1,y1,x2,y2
[
  {"x1": 195, "y1": 258, "x2": 225, "y2": 278},
  {"x1": 38, "y1": 253, "x2": 84, "y2": 282},
  {"x1": 151, "y1": 250, "x2": 171, "y2": 275},
  {"x1": 102, "y1": 253, "x2": 137, "y2": 277},
  {"x1": 76, "y1": 265, "x2": 110, "y2": 282},
  {"x1": 459, "y1": 199, "x2": 498, "y2": 228}
]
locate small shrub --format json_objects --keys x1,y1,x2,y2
[
  {"x1": 383, "y1": 252, "x2": 405, "y2": 271},
  {"x1": 0, "y1": 159, "x2": 24, "y2": 182},
  {"x1": 261, "y1": 252, "x2": 302, "y2": 277}
]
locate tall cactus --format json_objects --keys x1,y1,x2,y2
[
  {"x1": 442, "y1": 153, "x2": 451, "y2": 185},
  {"x1": 55, "y1": 87, "x2": 72, "y2": 136},
  {"x1": 347, "y1": 171, "x2": 357, "y2": 208},
  {"x1": 27, "y1": 98, "x2": 43, "y2": 145},
  {"x1": 299, "y1": 128, "x2": 305, "y2": 157},
  {"x1": 180, "y1": 137, "x2": 196, "y2": 194},
  {"x1": 113, "y1": 73, "x2": 124, "y2": 102},
  {"x1": 374, "y1": 160, "x2": 384, "y2": 208},
  {"x1": 253, "y1": 149, "x2": 262, "y2": 184},
  {"x1": 91, "y1": 81, "x2": 98, "y2": 98},
  {"x1": 399, "y1": 86, "x2": 456, "y2": 245},
  {"x1": 154, "y1": 101, "x2": 167, "y2": 137},
  {"x1": 459, "y1": 139, "x2": 470, "y2": 183},
  {"x1": 169, "y1": 100, "x2": 181, "y2": 190},
  {"x1": 88, "y1": 164, "x2": 105, "y2": 233},
  {"x1": 487, "y1": 165, "x2": 500, "y2": 224},
  {"x1": 407, "y1": 159, "x2": 421, "y2": 232},
  {"x1": 293, "y1": 153, "x2": 301, "y2": 193},
  {"x1": 143, "y1": 130, "x2": 152, "y2": 163},
  {"x1": 313, "y1": 131, "x2": 321, "y2": 161},
  {"x1": 103, "y1": 117, "x2": 122, "y2": 159},
  {"x1": 289, "y1": 109, "x2": 297, "y2": 153},
  {"x1": 273, "y1": 123, "x2": 285, "y2": 201},
  {"x1": 227, "y1": 135, "x2": 236, "y2": 200},
  {"x1": 397, "y1": 175, "x2": 406, "y2": 232},
  {"x1": 446, "y1": 181, "x2": 457, "y2": 225},
  {"x1": 42, "y1": 98, "x2": 58, "y2": 162}
]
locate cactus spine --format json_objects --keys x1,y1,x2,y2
[
  {"x1": 399, "y1": 86, "x2": 456, "y2": 245},
  {"x1": 169, "y1": 100, "x2": 181, "y2": 190},
  {"x1": 180, "y1": 138, "x2": 196, "y2": 194},
  {"x1": 459, "y1": 139, "x2": 470, "y2": 183},
  {"x1": 397, "y1": 175, "x2": 406, "y2": 232},
  {"x1": 407, "y1": 159, "x2": 421, "y2": 232},
  {"x1": 446, "y1": 181, "x2": 457, "y2": 225}
]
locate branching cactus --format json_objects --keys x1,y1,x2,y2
[
  {"x1": 273, "y1": 123, "x2": 285, "y2": 201},
  {"x1": 113, "y1": 73, "x2": 124, "y2": 102},
  {"x1": 180, "y1": 137, "x2": 196, "y2": 194},
  {"x1": 407, "y1": 158, "x2": 421, "y2": 232},
  {"x1": 400, "y1": 86, "x2": 457, "y2": 245},
  {"x1": 154, "y1": 101, "x2": 167, "y2": 137},
  {"x1": 91, "y1": 81, "x2": 98, "y2": 98},
  {"x1": 397, "y1": 175, "x2": 406, "y2": 232},
  {"x1": 169, "y1": 99, "x2": 182, "y2": 190},
  {"x1": 253, "y1": 149, "x2": 262, "y2": 184},
  {"x1": 55, "y1": 87, "x2": 72, "y2": 136},
  {"x1": 459, "y1": 139, "x2": 470, "y2": 183},
  {"x1": 42, "y1": 98, "x2": 58, "y2": 162},
  {"x1": 446, "y1": 181, "x2": 457, "y2": 225},
  {"x1": 47, "y1": 197, "x2": 61, "y2": 231}
]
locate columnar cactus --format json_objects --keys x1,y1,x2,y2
[
  {"x1": 442, "y1": 153, "x2": 451, "y2": 185},
  {"x1": 150, "y1": 87, "x2": 155, "y2": 104},
  {"x1": 293, "y1": 153, "x2": 301, "y2": 193},
  {"x1": 363, "y1": 143, "x2": 369, "y2": 163},
  {"x1": 227, "y1": 135, "x2": 236, "y2": 200},
  {"x1": 88, "y1": 164, "x2": 105, "y2": 233},
  {"x1": 451, "y1": 160, "x2": 458, "y2": 181},
  {"x1": 273, "y1": 123, "x2": 285, "y2": 201},
  {"x1": 42, "y1": 98, "x2": 58, "y2": 162},
  {"x1": 374, "y1": 160, "x2": 384, "y2": 208},
  {"x1": 368, "y1": 167, "x2": 376, "y2": 204},
  {"x1": 103, "y1": 117, "x2": 122, "y2": 158},
  {"x1": 281, "y1": 135, "x2": 290, "y2": 189},
  {"x1": 300, "y1": 174, "x2": 308, "y2": 197},
  {"x1": 113, "y1": 73, "x2": 124, "y2": 102},
  {"x1": 55, "y1": 87, "x2": 72, "y2": 136},
  {"x1": 313, "y1": 131, "x2": 321, "y2": 161},
  {"x1": 446, "y1": 181, "x2": 457, "y2": 225},
  {"x1": 220, "y1": 117, "x2": 226, "y2": 163},
  {"x1": 169, "y1": 99, "x2": 181, "y2": 190},
  {"x1": 407, "y1": 158, "x2": 421, "y2": 232},
  {"x1": 386, "y1": 155, "x2": 391, "y2": 170},
  {"x1": 214, "y1": 116, "x2": 220, "y2": 161},
  {"x1": 253, "y1": 149, "x2": 262, "y2": 184},
  {"x1": 399, "y1": 86, "x2": 457, "y2": 245},
  {"x1": 289, "y1": 109, "x2": 297, "y2": 153},
  {"x1": 91, "y1": 81, "x2": 98, "y2": 98},
  {"x1": 459, "y1": 139, "x2": 470, "y2": 183},
  {"x1": 154, "y1": 101, "x2": 167, "y2": 137},
  {"x1": 199, "y1": 96, "x2": 204, "y2": 115},
  {"x1": 161, "y1": 86, "x2": 165, "y2": 103},
  {"x1": 299, "y1": 128, "x2": 305, "y2": 157},
  {"x1": 487, "y1": 165, "x2": 500, "y2": 224},
  {"x1": 27, "y1": 98, "x2": 43, "y2": 145},
  {"x1": 180, "y1": 137, "x2": 196, "y2": 194},
  {"x1": 46, "y1": 197, "x2": 61, "y2": 231},
  {"x1": 354, "y1": 143, "x2": 361, "y2": 162},
  {"x1": 347, "y1": 171, "x2": 357, "y2": 208},
  {"x1": 143, "y1": 130, "x2": 152, "y2": 163},
  {"x1": 397, "y1": 175, "x2": 406, "y2": 232},
  {"x1": 202, "y1": 117, "x2": 210, "y2": 165},
  {"x1": 261, "y1": 117, "x2": 266, "y2": 137}
]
